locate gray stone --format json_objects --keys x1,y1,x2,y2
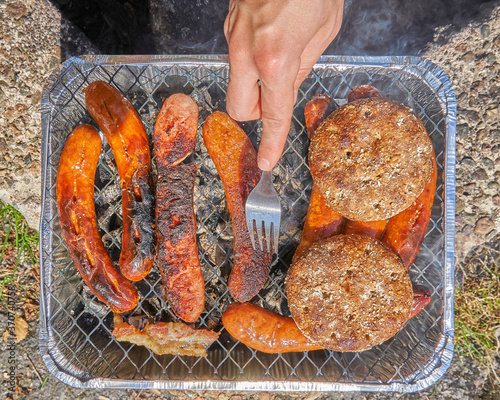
[
  {"x1": 483, "y1": 143, "x2": 492, "y2": 152},
  {"x1": 474, "y1": 216, "x2": 495, "y2": 235},
  {"x1": 482, "y1": 157, "x2": 495, "y2": 169},
  {"x1": 462, "y1": 224, "x2": 475, "y2": 235},
  {"x1": 462, "y1": 212, "x2": 480, "y2": 225},
  {"x1": 456, "y1": 123, "x2": 470, "y2": 139},
  {"x1": 477, "y1": 128, "x2": 489, "y2": 141},
  {"x1": 456, "y1": 198, "x2": 466, "y2": 213},
  {"x1": 472, "y1": 168, "x2": 489, "y2": 180},
  {"x1": 462, "y1": 51, "x2": 476, "y2": 62},
  {"x1": 6, "y1": 1, "x2": 27, "y2": 19},
  {"x1": 461, "y1": 156, "x2": 476, "y2": 167},
  {"x1": 481, "y1": 24, "x2": 491, "y2": 38},
  {"x1": 488, "y1": 181, "x2": 499, "y2": 190},
  {"x1": 494, "y1": 34, "x2": 500, "y2": 48},
  {"x1": 486, "y1": 106, "x2": 499, "y2": 121},
  {"x1": 462, "y1": 109, "x2": 480, "y2": 123}
]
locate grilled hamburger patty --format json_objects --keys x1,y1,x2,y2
[
  {"x1": 286, "y1": 234, "x2": 413, "y2": 352},
  {"x1": 309, "y1": 97, "x2": 433, "y2": 221}
]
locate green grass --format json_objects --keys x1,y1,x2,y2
[
  {"x1": 455, "y1": 242, "x2": 500, "y2": 380},
  {"x1": 0, "y1": 200, "x2": 39, "y2": 304}
]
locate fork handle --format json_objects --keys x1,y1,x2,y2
[{"x1": 260, "y1": 170, "x2": 273, "y2": 184}]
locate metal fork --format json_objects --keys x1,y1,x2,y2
[{"x1": 245, "y1": 170, "x2": 281, "y2": 255}]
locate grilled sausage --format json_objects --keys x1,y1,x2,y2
[
  {"x1": 154, "y1": 93, "x2": 204, "y2": 323},
  {"x1": 293, "y1": 185, "x2": 344, "y2": 262},
  {"x1": 85, "y1": 81, "x2": 155, "y2": 282},
  {"x1": 203, "y1": 111, "x2": 272, "y2": 302},
  {"x1": 343, "y1": 219, "x2": 388, "y2": 239},
  {"x1": 222, "y1": 291, "x2": 430, "y2": 354},
  {"x1": 304, "y1": 94, "x2": 330, "y2": 139},
  {"x1": 382, "y1": 150, "x2": 438, "y2": 270},
  {"x1": 57, "y1": 124, "x2": 139, "y2": 313},
  {"x1": 293, "y1": 94, "x2": 343, "y2": 262},
  {"x1": 222, "y1": 302, "x2": 322, "y2": 353},
  {"x1": 347, "y1": 85, "x2": 383, "y2": 102},
  {"x1": 410, "y1": 285, "x2": 432, "y2": 318},
  {"x1": 154, "y1": 93, "x2": 199, "y2": 167}
]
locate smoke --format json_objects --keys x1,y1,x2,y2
[{"x1": 329, "y1": 0, "x2": 498, "y2": 56}]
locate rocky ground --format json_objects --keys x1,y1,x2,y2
[{"x1": 0, "y1": 0, "x2": 499, "y2": 399}]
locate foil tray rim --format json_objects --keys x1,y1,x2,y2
[{"x1": 39, "y1": 54, "x2": 456, "y2": 392}]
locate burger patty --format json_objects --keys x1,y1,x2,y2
[
  {"x1": 309, "y1": 97, "x2": 434, "y2": 221},
  {"x1": 286, "y1": 234, "x2": 413, "y2": 352}
]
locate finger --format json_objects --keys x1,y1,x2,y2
[
  {"x1": 225, "y1": 13, "x2": 262, "y2": 121},
  {"x1": 226, "y1": 71, "x2": 261, "y2": 121},
  {"x1": 257, "y1": 66, "x2": 299, "y2": 170},
  {"x1": 223, "y1": 0, "x2": 238, "y2": 41}
]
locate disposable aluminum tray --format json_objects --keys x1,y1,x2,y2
[{"x1": 39, "y1": 55, "x2": 456, "y2": 392}]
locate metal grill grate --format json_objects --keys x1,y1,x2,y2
[{"x1": 39, "y1": 55, "x2": 455, "y2": 391}]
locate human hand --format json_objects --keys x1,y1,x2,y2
[{"x1": 224, "y1": 0, "x2": 344, "y2": 171}]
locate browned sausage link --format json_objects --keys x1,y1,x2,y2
[
  {"x1": 223, "y1": 286, "x2": 431, "y2": 353},
  {"x1": 293, "y1": 185, "x2": 344, "y2": 262},
  {"x1": 203, "y1": 112, "x2": 272, "y2": 302},
  {"x1": 154, "y1": 93, "x2": 204, "y2": 322},
  {"x1": 343, "y1": 219, "x2": 388, "y2": 239},
  {"x1": 57, "y1": 125, "x2": 139, "y2": 313},
  {"x1": 154, "y1": 93, "x2": 199, "y2": 167},
  {"x1": 410, "y1": 285, "x2": 432, "y2": 318},
  {"x1": 85, "y1": 81, "x2": 155, "y2": 282},
  {"x1": 156, "y1": 164, "x2": 205, "y2": 322},
  {"x1": 222, "y1": 302, "x2": 322, "y2": 353},
  {"x1": 382, "y1": 149, "x2": 438, "y2": 270},
  {"x1": 347, "y1": 85, "x2": 384, "y2": 102},
  {"x1": 304, "y1": 94, "x2": 330, "y2": 139},
  {"x1": 293, "y1": 93, "x2": 343, "y2": 262}
]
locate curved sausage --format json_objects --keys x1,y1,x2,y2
[
  {"x1": 410, "y1": 285, "x2": 432, "y2": 318},
  {"x1": 154, "y1": 93, "x2": 205, "y2": 322},
  {"x1": 293, "y1": 94, "x2": 343, "y2": 262},
  {"x1": 154, "y1": 93, "x2": 199, "y2": 167},
  {"x1": 57, "y1": 124, "x2": 139, "y2": 313},
  {"x1": 222, "y1": 294, "x2": 429, "y2": 354},
  {"x1": 382, "y1": 149, "x2": 438, "y2": 270},
  {"x1": 293, "y1": 185, "x2": 344, "y2": 262},
  {"x1": 222, "y1": 302, "x2": 322, "y2": 353},
  {"x1": 203, "y1": 111, "x2": 272, "y2": 302},
  {"x1": 85, "y1": 81, "x2": 155, "y2": 282},
  {"x1": 304, "y1": 94, "x2": 330, "y2": 139},
  {"x1": 347, "y1": 85, "x2": 384, "y2": 102},
  {"x1": 343, "y1": 219, "x2": 387, "y2": 239}
]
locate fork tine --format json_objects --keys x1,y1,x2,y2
[
  {"x1": 247, "y1": 217, "x2": 256, "y2": 250},
  {"x1": 272, "y1": 221, "x2": 279, "y2": 255},
  {"x1": 256, "y1": 219, "x2": 264, "y2": 251},
  {"x1": 264, "y1": 221, "x2": 272, "y2": 253}
]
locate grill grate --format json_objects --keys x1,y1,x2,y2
[{"x1": 39, "y1": 55, "x2": 455, "y2": 391}]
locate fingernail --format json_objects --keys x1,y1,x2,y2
[{"x1": 258, "y1": 156, "x2": 271, "y2": 171}]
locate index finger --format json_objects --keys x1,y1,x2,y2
[{"x1": 257, "y1": 61, "x2": 300, "y2": 171}]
